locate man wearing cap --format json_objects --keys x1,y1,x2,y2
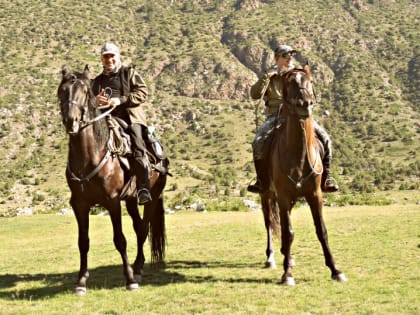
[
  {"x1": 247, "y1": 45, "x2": 339, "y2": 194},
  {"x1": 92, "y1": 43, "x2": 152, "y2": 205}
]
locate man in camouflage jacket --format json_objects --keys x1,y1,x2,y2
[{"x1": 248, "y1": 45, "x2": 339, "y2": 194}]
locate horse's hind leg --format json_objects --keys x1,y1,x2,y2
[
  {"x1": 306, "y1": 194, "x2": 347, "y2": 282},
  {"x1": 126, "y1": 197, "x2": 147, "y2": 282},
  {"x1": 261, "y1": 193, "x2": 277, "y2": 269},
  {"x1": 72, "y1": 199, "x2": 90, "y2": 296},
  {"x1": 108, "y1": 201, "x2": 139, "y2": 290}
]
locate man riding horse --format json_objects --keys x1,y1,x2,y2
[
  {"x1": 248, "y1": 45, "x2": 339, "y2": 194},
  {"x1": 92, "y1": 43, "x2": 152, "y2": 205}
]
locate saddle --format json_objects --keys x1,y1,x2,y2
[
  {"x1": 106, "y1": 116, "x2": 170, "y2": 199},
  {"x1": 107, "y1": 116, "x2": 169, "y2": 169}
]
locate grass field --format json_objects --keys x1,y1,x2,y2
[{"x1": 0, "y1": 204, "x2": 419, "y2": 314}]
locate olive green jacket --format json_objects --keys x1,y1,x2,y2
[
  {"x1": 250, "y1": 73, "x2": 285, "y2": 116},
  {"x1": 118, "y1": 66, "x2": 148, "y2": 126}
]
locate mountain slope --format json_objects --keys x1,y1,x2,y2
[{"x1": 0, "y1": 0, "x2": 418, "y2": 214}]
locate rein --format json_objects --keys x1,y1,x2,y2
[{"x1": 81, "y1": 105, "x2": 115, "y2": 128}]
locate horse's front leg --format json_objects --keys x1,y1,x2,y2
[
  {"x1": 278, "y1": 200, "x2": 295, "y2": 286},
  {"x1": 108, "y1": 200, "x2": 139, "y2": 290},
  {"x1": 72, "y1": 198, "x2": 90, "y2": 296},
  {"x1": 306, "y1": 193, "x2": 347, "y2": 282},
  {"x1": 125, "y1": 198, "x2": 147, "y2": 282}
]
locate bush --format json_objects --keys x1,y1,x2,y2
[
  {"x1": 326, "y1": 193, "x2": 394, "y2": 206},
  {"x1": 205, "y1": 198, "x2": 249, "y2": 212}
]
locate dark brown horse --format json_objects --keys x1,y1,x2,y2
[
  {"x1": 260, "y1": 65, "x2": 347, "y2": 285},
  {"x1": 57, "y1": 65, "x2": 167, "y2": 295}
]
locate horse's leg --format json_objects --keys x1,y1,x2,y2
[
  {"x1": 125, "y1": 197, "x2": 147, "y2": 282},
  {"x1": 261, "y1": 193, "x2": 276, "y2": 269},
  {"x1": 306, "y1": 193, "x2": 347, "y2": 282},
  {"x1": 278, "y1": 199, "x2": 295, "y2": 286},
  {"x1": 108, "y1": 200, "x2": 139, "y2": 290},
  {"x1": 71, "y1": 198, "x2": 90, "y2": 296}
]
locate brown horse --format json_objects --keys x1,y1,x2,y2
[
  {"x1": 57, "y1": 65, "x2": 168, "y2": 295},
  {"x1": 260, "y1": 65, "x2": 347, "y2": 285}
]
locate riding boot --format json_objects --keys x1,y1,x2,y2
[
  {"x1": 132, "y1": 156, "x2": 152, "y2": 205},
  {"x1": 315, "y1": 124, "x2": 339, "y2": 192},
  {"x1": 247, "y1": 159, "x2": 268, "y2": 194},
  {"x1": 322, "y1": 158, "x2": 339, "y2": 193},
  {"x1": 128, "y1": 123, "x2": 152, "y2": 204}
]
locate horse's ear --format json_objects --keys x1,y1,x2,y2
[
  {"x1": 84, "y1": 64, "x2": 90, "y2": 74},
  {"x1": 303, "y1": 61, "x2": 311, "y2": 78},
  {"x1": 61, "y1": 65, "x2": 69, "y2": 77}
]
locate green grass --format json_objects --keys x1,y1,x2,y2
[{"x1": 0, "y1": 204, "x2": 419, "y2": 314}]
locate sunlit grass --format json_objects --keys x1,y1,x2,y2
[{"x1": 0, "y1": 204, "x2": 419, "y2": 314}]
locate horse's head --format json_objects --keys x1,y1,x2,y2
[
  {"x1": 57, "y1": 65, "x2": 93, "y2": 135},
  {"x1": 283, "y1": 65, "x2": 316, "y2": 119}
]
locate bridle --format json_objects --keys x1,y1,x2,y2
[
  {"x1": 66, "y1": 78, "x2": 115, "y2": 131},
  {"x1": 282, "y1": 69, "x2": 322, "y2": 189},
  {"x1": 283, "y1": 69, "x2": 317, "y2": 118}
]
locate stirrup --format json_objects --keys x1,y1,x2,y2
[
  {"x1": 247, "y1": 184, "x2": 261, "y2": 194},
  {"x1": 137, "y1": 188, "x2": 152, "y2": 205},
  {"x1": 322, "y1": 177, "x2": 339, "y2": 193},
  {"x1": 247, "y1": 180, "x2": 262, "y2": 194}
]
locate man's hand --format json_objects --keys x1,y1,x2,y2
[
  {"x1": 265, "y1": 65, "x2": 278, "y2": 78},
  {"x1": 96, "y1": 89, "x2": 109, "y2": 106},
  {"x1": 108, "y1": 97, "x2": 121, "y2": 107}
]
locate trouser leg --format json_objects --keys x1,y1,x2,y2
[
  {"x1": 314, "y1": 122, "x2": 339, "y2": 192},
  {"x1": 248, "y1": 137, "x2": 268, "y2": 194},
  {"x1": 247, "y1": 116, "x2": 277, "y2": 194},
  {"x1": 128, "y1": 124, "x2": 152, "y2": 204},
  {"x1": 247, "y1": 159, "x2": 269, "y2": 193}
]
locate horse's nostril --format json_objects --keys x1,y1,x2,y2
[{"x1": 302, "y1": 100, "x2": 313, "y2": 107}]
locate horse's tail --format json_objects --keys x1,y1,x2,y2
[
  {"x1": 269, "y1": 198, "x2": 281, "y2": 240},
  {"x1": 149, "y1": 192, "x2": 166, "y2": 267},
  {"x1": 148, "y1": 160, "x2": 169, "y2": 266}
]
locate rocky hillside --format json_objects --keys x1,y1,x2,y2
[{"x1": 0, "y1": 0, "x2": 418, "y2": 214}]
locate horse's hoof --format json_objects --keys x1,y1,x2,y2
[
  {"x1": 332, "y1": 272, "x2": 348, "y2": 282},
  {"x1": 74, "y1": 286, "x2": 87, "y2": 296},
  {"x1": 281, "y1": 275, "x2": 295, "y2": 286},
  {"x1": 126, "y1": 282, "x2": 139, "y2": 291},
  {"x1": 264, "y1": 261, "x2": 277, "y2": 269}
]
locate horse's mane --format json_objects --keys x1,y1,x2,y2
[
  {"x1": 89, "y1": 94, "x2": 109, "y2": 150},
  {"x1": 304, "y1": 117, "x2": 317, "y2": 149}
]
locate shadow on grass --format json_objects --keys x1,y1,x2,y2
[{"x1": 0, "y1": 259, "x2": 272, "y2": 300}]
